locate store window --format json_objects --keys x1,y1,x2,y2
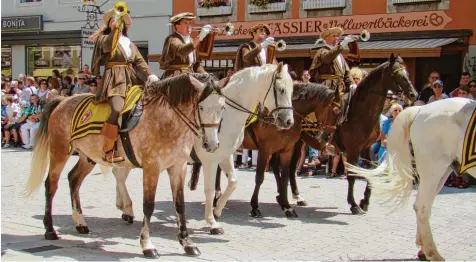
[
  {"x1": 27, "y1": 46, "x2": 81, "y2": 78},
  {"x1": 1, "y1": 48, "x2": 12, "y2": 77}
]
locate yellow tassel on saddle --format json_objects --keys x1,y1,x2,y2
[{"x1": 110, "y1": 1, "x2": 128, "y2": 58}]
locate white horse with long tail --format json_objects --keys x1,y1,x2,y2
[
  {"x1": 112, "y1": 63, "x2": 295, "y2": 235},
  {"x1": 346, "y1": 97, "x2": 476, "y2": 261}
]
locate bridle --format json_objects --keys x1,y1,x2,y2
[
  {"x1": 221, "y1": 69, "x2": 294, "y2": 125},
  {"x1": 296, "y1": 98, "x2": 340, "y2": 145}
]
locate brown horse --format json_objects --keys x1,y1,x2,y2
[
  {"x1": 286, "y1": 54, "x2": 418, "y2": 215},
  {"x1": 238, "y1": 83, "x2": 338, "y2": 218},
  {"x1": 23, "y1": 74, "x2": 226, "y2": 258}
]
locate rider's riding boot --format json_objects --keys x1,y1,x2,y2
[{"x1": 101, "y1": 122, "x2": 125, "y2": 163}]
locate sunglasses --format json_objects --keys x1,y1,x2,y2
[
  {"x1": 433, "y1": 85, "x2": 443, "y2": 88},
  {"x1": 470, "y1": 85, "x2": 476, "y2": 88},
  {"x1": 78, "y1": 78, "x2": 86, "y2": 80},
  {"x1": 90, "y1": 84, "x2": 97, "y2": 87}
]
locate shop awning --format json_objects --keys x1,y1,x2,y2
[{"x1": 209, "y1": 37, "x2": 460, "y2": 59}]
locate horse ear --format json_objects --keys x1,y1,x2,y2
[
  {"x1": 189, "y1": 75, "x2": 206, "y2": 91},
  {"x1": 389, "y1": 53, "x2": 396, "y2": 64},
  {"x1": 277, "y1": 62, "x2": 283, "y2": 73}
]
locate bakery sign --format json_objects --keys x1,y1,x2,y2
[{"x1": 210, "y1": 11, "x2": 452, "y2": 40}]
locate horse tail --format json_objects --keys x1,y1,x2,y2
[
  {"x1": 188, "y1": 163, "x2": 202, "y2": 191},
  {"x1": 346, "y1": 106, "x2": 421, "y2": 210},
  {"x1": 23, "y1": 98, "x2": 63, "y2": 198}
]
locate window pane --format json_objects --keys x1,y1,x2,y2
[
  {"x1": 20, "y1": 0, "x2": 42, "y2": 3},
  {"x1": 1, "y1": 48, "x2": 12, "y2": 77},
  {"x1": 27, "y1": 45, "x2": 81, "y2": 78}
]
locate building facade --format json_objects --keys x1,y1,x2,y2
[
  {"x1": 1, "y1": 0, "x2": 173, "y2": 78},
  {"x1": 154, "y1": 0, "x2": 476, "y2": 92}
]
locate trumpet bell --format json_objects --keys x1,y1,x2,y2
[
  {"x1": 360, "y1": 30, "x2": 370, "y2": 42},
  {"x1": 276, "y1": 39, "x2": 286, "y2": 51},
  {"x1": 224, "y1": 22, "x2": 234, "y2": 36}
]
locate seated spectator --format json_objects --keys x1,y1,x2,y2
[
  {"x1": 25, "y1": 76, "x2": 37, "y2": 96},
  {"x1": 2, "y1": 95, "x2": 19, "y2": 147},
  {"x1": 450, "y1": 72, "x2": 471, "y2": 98},
  {"x1": 458, "y1": 85, "x2": 470, "y2": 98},
  {"x1": 37, "y1": 79, "x2": 52, "y2": 103},
  {"x1": 72, "y1": 72, "x2": 90, "y2": 95},
  {"x1": 88, "y1": 79, "x2": 98, "y2": 95},
  {"x1": 82, "y1": 64, "x2": 92, "y2": 75},
  {"x1": 428, "y1": 80, "x2": 449, "y2": 103},
  {"x1": 468, "y1": 80, "x2": 476, "y2": 100},
  {"x1": 20, "y1": 94, "x2": 42, "y2": 149},
  {"x1": 4, "y1": 101, "x2": 29, "y2": 147}
]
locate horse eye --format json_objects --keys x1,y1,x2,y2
[{"x1": 280, "y1": 89, "x2": 285, "y2": 94}]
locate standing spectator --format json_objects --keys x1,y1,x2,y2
[
  {"x1": 428, "y1": 80, "x2": 449, "y2": 103},
  {"x1": 468, "y1": 80, "x2": 476, "y2": 100},
  {"x1": 301, "y1": 70, "x2": 311, "y2": 84},
  {"x1": 51, "y1": 69, "x2": 62, "y2": 89},
  {"x1": 82, "y1": 64, "x2": 92, "y2": 75},
  {"x1": 20, "y1": 94, "x2": 42, "y2": 149},
  {"x1": 417, "y1": 71, "x2": 439, "y2": 104},
  {"x1": 377, "y1": 103, "x2": 403, "y2": 163},
  {"x1": 450, "y1": 72, "x2": 471, "y2": 97},
  {"x1": 350, "y1": 67, "x2": 363, "y2": 86},
  {"x1": 72, "y1": 72, "x2": 90, "y2": 95}
]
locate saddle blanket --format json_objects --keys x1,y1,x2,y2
[
  {"x1": 70, "y1": 85, "x2": 143, "y2": 142},
  {"x1": 461, "y1": 107, "x2": 476, "y2": 173}
]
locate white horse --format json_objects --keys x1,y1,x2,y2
[
  {"x1": 113, "y1": 63, "x2": 295, "y2": 234},
  {"x1": 346, "y1": 98, "x2": 476, "y2": 261}
]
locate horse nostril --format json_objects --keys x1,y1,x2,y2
[
  {"x1": 203, "y1": 142, "x2": 209, "y2": 148},
  {"x1": 217, "y1": 143, "x2": 220, "y2": 148},
  {"x1": 286, "y1": 119, "x2": 292, "y2": 127}
]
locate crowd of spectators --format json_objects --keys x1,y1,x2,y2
[{"x1": 1, "y1": 64, "x2": 100, "y2": 149}]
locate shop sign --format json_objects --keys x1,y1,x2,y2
[
  {"x1": 209, "y1": 11, "x2": 452, "y2": 40},
  {"x1": 1, "y1": 15, "x2": 43, "y2": 33},
  {"x1": 81, "y1": 28, "x2": 96, "y2": 50}
]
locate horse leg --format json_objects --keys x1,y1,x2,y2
[
  {"x1": 214, "y1": 155, "x2": 238, "y2": 219},
  {"x1": 68, "y1": 154, "x2": 96, "y2": 234},
  {"x1": 250, "y1": 150, "x2": 271, "y2": 218},
  {"x1": 359, "y1": 183, "x2": 371, "y2": 212},
  {"x1": 277, "y1": 149, "x2": 298, "y2": 218},
  {"x1": 44, "y1": 152, "x2": 70, "y2": 240},
  {"x1": 140, "y1": 165, "x2": 161, "y2": 258},
  {"x1": 347, "y1": 175, "x2": 365, "y2": 215},
  {"x1": 414, "y1": 165, "x2": 451, "y2": 261},
  {"x1": 167, "y1": 163, "x2": 201, "y2": 256},
  {"x1": 213, "y1": 166, "x2": 222, "y2": 208},
  {"x1": 202, "y1": 162, "x2": 223, "y2": 235},
  {"x1": 113, "y1": 167, "x2": 134, "y2": 224},
  {"x1": 270, "y1": 153, "x2": 281, "y2": 197},
  {"x1": 290, "y1": 141, "x2": 307, "y2": 206}
]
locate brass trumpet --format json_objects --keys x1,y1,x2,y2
[
  {"x1": 274, "y1": 39, "x2": 286, "y2": 51},
  {"x1": 191, "y1": 22, "x2": 235, "y2": 36},
  {"x1": 344, "y1": 30, "x2": 371, "y2": 42},
  {"x1": 113, "y1": 1, "x2": 128, "y2": 21}
]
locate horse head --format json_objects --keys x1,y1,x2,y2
[
  {"x1": 315, "y1": 86, "x2": 341, "y2": 145},
  {"x1": 387, "y1": 54, "x2": 418, "y2": 105},
  {"x1": 189, "y1": 74, "x2": 226, "y2": 153},
  {"x1": 262, "y1": 62, "x2": 295, "y2": 130}
]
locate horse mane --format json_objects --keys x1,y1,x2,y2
[
  {"x1": 292, "y1": 83, "x2": 335, "y2": 102},
  {"x1": 144, "y1": 73, "x2": 222, "y2": 107},
  {"x1": 346, "y1": 61, "x2": 389, "y2": 118}
]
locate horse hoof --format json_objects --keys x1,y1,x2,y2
[
  {"x1": 184, "y1": 246, "x2": 201, "y2": 256},
  {"x1": 250, "y1": 208, "x2": 263, "y2": 218},
  {"x1": 122, "y1": 214, "x2": 134, "y2": 224},
  {"x1": 285, "y1": 209, "x2": 298, "y2": 218},
  {"x1": 297, "y1": 200, "x2": 308, "y2": 207},
  {"x1": 143, "y1": 248, "x2": 159, "y2": 258},
  {"x1": 417, "y1": 250, "x2": 428, "y2": 261},
  {"x1": 359, "y1": 200, "x2": 369, "y2": 212},
  {"x1": 350, "y1": 205, "x2": 366, "y2": 215},
  {"x1": 75, "y1": 225, "x2": 90, "y2": 234},
  {"x1": 44, "y1": 231, "x2": 59, "y2": 240},
  {"x1": 210, "y1": 227, "x2": 224, "y2": 235}
]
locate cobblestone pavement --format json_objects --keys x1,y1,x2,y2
[{"x1": 2, "y1": 148, "x2": 476, "y2": 261}]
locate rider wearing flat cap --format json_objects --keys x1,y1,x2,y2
[
  {"x1": 309, "y1": 27, "x2": 356, "y2": 92},
  {"x1": 159, "y1": 12, "x2": 207, "y2": 79},
  {"x1": 234, "y1": 23, "x2": 278, "y2": 71}
]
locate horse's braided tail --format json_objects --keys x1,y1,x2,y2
[
  {"x1": 188, "y1": 163, "x2": 202, "y2": 191},
  {"x1": 23, "y1": 98, "x2": 63, "y2": 198},
  {"x1": 346, "y1": 106, "x2": 421, "y2": 212}
]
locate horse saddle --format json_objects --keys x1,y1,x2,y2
[{"x1": 69, "y1": 85, "x2": 144, "y2": 167}]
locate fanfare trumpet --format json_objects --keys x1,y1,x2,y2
[
  {"x1": 191, "y1": 22, "x2": 235, "y2": 36},
  {"x1": 266, "y1": 39, "x2": 286, "y2": 64},
  {"x1": 345, "y1": 30, "x2": 371, "y2": 42}
]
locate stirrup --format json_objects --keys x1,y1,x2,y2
[{"x1": 103, "y1": 149, "x2": 125, "y2": 163}]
